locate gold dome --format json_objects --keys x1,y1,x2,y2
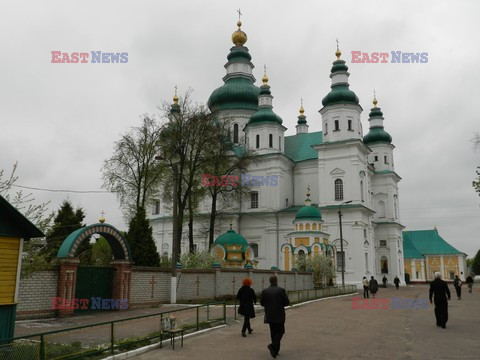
[
  {"x1": 173, "y1": 94, "x2": 179, "y2": 104},
  {"x1": 335, "y1": 49, "x2": 342, "y2": 60},
  {"x1": 99, "y1": 216, "x2": 105, "y2": 224},
  {"x1": 232, "y1": 20, "x2": 247, "y2": 46},
  {"x1": 262, "y1": 73, "x2": 269, "y2": 85},
  {"x1": 299, "y1": 105, "x2": 305, "y2": 115}
]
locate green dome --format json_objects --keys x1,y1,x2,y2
[
  {"x1": 214, "y1": 229, "x2": 249, "y2": 248},
  {"x1": 363, "y1": 127, "x2": 392, "y2": 144},
  {"x1": 295, "y1": 205, "x2": 322, "y2": 221},
  {"x1": 369, "y1": 107, "x2": 384, "y2": 118},
  {"x1": 322, "y1": 84, "x2": 359, "y2": 107},
  {"x1": 331, "y1": 60, "x2": 349, "y2": 73},
  {"x1": 208, "y1": 77, "x2": 260, "y2": 112},
  {"x1": 248, "y1": 107, "x2": 283, "y2": 125},
  {"x1": 297, "y1": 114, "x2": 307, "y2": 125}
]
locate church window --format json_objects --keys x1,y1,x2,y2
[
  {"x1": 394, "y1": 195, "x2": 398, "y2": 219},
  {"x1": 334, "y1": 120, "x2": 340, "y2": 131},
  {"x1": 348, "y1": 120, "x2": 353, "y2": 131},
  {"x1": 334, "y1": 179, "x2": 344, "y2": 201},
  {"x1": 279, "y1": 136, "x2": 281, "y2": 150},
  {"x1": 360, "y1": 180, "x2": 364, "y2": 202},
  {"x1": 152, "y1": 200, "x2": 160, "y2": 215},
  {"x1": 312, "y1": 223, "x2": 317, "y2": 230},
  {"x1": 374, "y1": 155, "x2": 378, "y2": 162},
  {"x1": 256, "y1": 134, "x2": 260, "y2": 149},
  {"x1": 378, "y1": 200, "x2": 386, "y2": 218},
  {"x1": 269, "y1": 134, "x2": 273, "y2": 148},
  {"x1": 250, "y1": 192, "x2": 258, "y2": 208},
  {"x1": 325, "y1": 122, "x2": 328, "y2": 134},
  {"x1": 299, "y1": 224, "x2": 304, "y2": 231},
  {"x1": 381, "y1": 256, "x2": 389, "y2": 274},
  {"x1": 416, "y1": 271, "x2": 419, "y2": 279},
  {"x1": 336, "y1": 251, "x2": 345, "y2": 271},
  {"x1": 363, "y1": 229, "x2": 367, "y2": 239},
  {"x1": 306, "y1": 223, "x2": 310, "y2": 230},
  {"x1": 384, "y1": 155, "x2": 388, "y2": 164},
  {"x1": 233, "y1": 123, "x2": 239, "y2": 143},
  {"x1": 379, "y1": 240, "x2": 387, "y2": 247},
  {"x1": 251, "y1": 243, "x2": 259, "y2": 257}
]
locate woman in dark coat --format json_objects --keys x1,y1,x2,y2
[
  {"x1": 236, "y1": 277, "x2": 256, "y2": 337},
  {"x1": 369, "y1": 276, "x2": 379, "y2": 299}
]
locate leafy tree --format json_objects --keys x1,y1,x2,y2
[
  {"x1": 102, "y1": 116, "x2": 165, "y2": 221},
  {"x1": 180, "y1": 250, "x2": 217, "y2": 269},
  {"x1": 90, "y1": 237, "x2": 113, "y2": 266},
  {"x1": 126, "y1": 207, "x2": 160, "y2": 266},
  {"x1": 0, "y1": 161, "x2": 54, "y2": 231},
  {"x1": 42, "y1": 199, "x2": 87, "y2": 262},
  {"x1": 472, "y1": 249, "x2": 480, "y2": 275},
  {"x1": 306, "y1": 254, "x2": 336, "y2": 287}
]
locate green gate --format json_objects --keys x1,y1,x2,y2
[{"x1": 75, "y1": 267, "x2": 113, "y2": 313}]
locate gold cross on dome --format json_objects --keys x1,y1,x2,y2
[{"x1": 237, "y1": 8, "x2": 242, "y2": 20}]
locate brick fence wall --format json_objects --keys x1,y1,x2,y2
[
  {"x1": 16, "y1": 267, "x2": 314, "y2": 318},
  {"x1": 17, "y1": 271, "x2": 58, "y2": 319}
]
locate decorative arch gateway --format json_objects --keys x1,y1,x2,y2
[{"x1": 56, "y1": 223, "x2": 133, "y2": 317}]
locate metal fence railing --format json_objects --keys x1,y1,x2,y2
[
  {"x1": 287, "y1": 285, "x2": 358, "y2": 305},
  {"x1": 0, "y1": 301, "x2": 227, "y2": 360}
]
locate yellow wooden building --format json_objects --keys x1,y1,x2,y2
[
  {"x1": 0, "y1": 195, "x2": 44, "y2": 342},
  {"x1": 403, "y1": 228, "x2": 467, "y2": 283}
]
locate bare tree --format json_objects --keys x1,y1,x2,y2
[{"x1": 102, "y1": 115, "x2": 165, "y2": 220}]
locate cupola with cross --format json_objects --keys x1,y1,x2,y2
[
  {"x1": 320, "y1": 41, "x2": 363, "y2": 143},
  {"x1": 210, "y1": 224, "x2": 256, "y2": 268},
  {"x1": 245, "y1": 66, "x2": 286, "y2": 155}
]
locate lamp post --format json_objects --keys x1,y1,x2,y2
[
  {"x1": 156, "y1": 145, "x2": 183, "y2": 304},
  {"x1": 338, "y1": 200, "x2": 352, "y2": 287}
]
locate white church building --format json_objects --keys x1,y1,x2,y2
[{"x1": 149, "y1": 20, "x2": 405, "y2": 286}]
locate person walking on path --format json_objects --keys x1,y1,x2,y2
[
  {"x1": 453, "y1": 275, "x2": 462, "y2": 300},
  {"x1": 429, "y1": 271, "x2": 451, "y2": 329},
  {"x1": 260, "y1": 276, "x2": 290, "y2": 359},
  {"x1": 394, "y1": 276, "x2": 400, "y2": 290},
  {"x1": 382, "y1": 276, "x2": 388, "y2": 288},
  {"x1": 236, "y1": 277, "x2": 256, "y2": 337},
  {"x1": 362, "y1": 276, "x2": 369, "y2": 298},
  {"x1": 466, "y1": 274, "x2": 474, "y2": 294},
  {"x1": 369, "y1": 276, "x2": 379, "y2": 299}
]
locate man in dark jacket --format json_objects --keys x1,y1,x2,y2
[
  {"x1": 429, "y1": 271, "x2": 451, "y2": 328},
  {"x1": 260, "y1": 276, "x2": 290, "y2": 358}
]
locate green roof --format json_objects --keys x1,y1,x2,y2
[
  {"x1": 402, "y1": 235, "x2": 424, "y2": 259},
  {"x1": 402, "y1": 229, "x2": 463, "y2": 257},
  {"x1": 284, "y1": 131, "x2": 322, "y2": 162},
  {"x1": 214, "y1": 229, "x2": 249, "y2": 249},
  {"x1": 295, "y1": 205, "x2": 322, "y2": 221}
]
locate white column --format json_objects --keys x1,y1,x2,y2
[
  {"x1": 440, "y1": 257, "x2": 445, "y2": 279},
  {"x1": 457, "y1": 255, "x2": 465, "y2": 280},
  {"x1": 411, "y1": 260, "x2": 416, "y2": 280}
]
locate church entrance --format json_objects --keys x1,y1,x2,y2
[{"x1": 74, "y1": 267, "x2": 113, "y2": 313}]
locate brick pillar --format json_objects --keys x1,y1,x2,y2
[
  {"x1": 110, "y1": 260, "x2": 132, "y2": 310},
  {"x1": 56, "y1": 258, "x2": 79, "y2": 317}
]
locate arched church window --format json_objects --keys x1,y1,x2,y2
[
  {"x1": 279, "y1": 136, "x2": 281, "y2": 150},
  {"x1": 305, "y1": 223, "x2": 310, "y2": 230},
  {"x1": 256, "y1": 134, "x2": 260, "y2": 149},
  {"x1": 269, "y1": 134, "x2": 273, "y2": 148},
  {"x1": 360, "y1": 180, "x2": 364, "y2": 202},
  {"x1": 312, "y1": 223, "x2": 317, "y2": 230},
  {"x1": 233, "y1": 123, "x2": 239, "y2": 143},
  {"x1": 297, "y1": 250, "x2": 306, "y2": 271},
  {"x1": 251, "y1": 243, "x2": 258, "y2": 257},
  {"x1": 334, "y1": 179, "x2": 343, "y2": 201},
  {"x1": 381, "y1": 256, "x2": 389, "y2": 274}
]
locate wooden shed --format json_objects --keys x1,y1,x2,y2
[{"x1": 0, "y1": 195, "x2": 44, "y2": 342}]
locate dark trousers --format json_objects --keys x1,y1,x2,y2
[
  {"x1": 241, "y1": 316, "x2": 251, "y2": 333},
  {"x1": 269, "y1": 323, "x2": 285, "y2": 355},
  {"x1": 455, "y1": 286, "x2": 461, "y2": 299},
  {"x1": 363, "y1": 286, "x2": 369, "y2": 298},
  {"x1": 434, "y1": 300, "x2": 448, "y2": 327}
]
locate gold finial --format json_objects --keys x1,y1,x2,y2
[
  {"x1": 173, "y1": 85, "x2": 179, "y2": 104},
  {"x1": 335, "y1": 38, "x2": 342, "y2": 60},
  {"x1": 299, "y1": 98, "x2": 305, "y2": 115},
  {"x1": 99, "y1": 210, "x2": 106, "y2": 224},
  {"x1": 232, "y1": 11, "x2": 247, "y2": 46},
  {"x1": 262, "y1": 64, "x2": 269, "y2": 85},
  {"x1": 373, "y1": 90, "x2": 378, "y2": 108}
]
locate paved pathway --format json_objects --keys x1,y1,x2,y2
[{"x1": 132, "y1": 285, "x2": 480, "y2": 360}]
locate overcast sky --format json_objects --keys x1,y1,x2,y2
[{"x1": 1, "y1": 0, "x2": 479, "y2": 257}]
